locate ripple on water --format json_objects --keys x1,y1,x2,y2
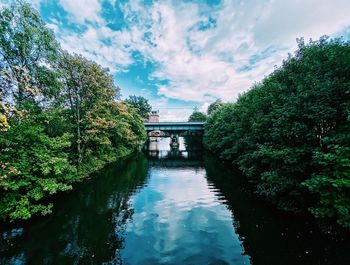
[{"x1": 116, "y1": 161, "x2": 249, "y2": 265}]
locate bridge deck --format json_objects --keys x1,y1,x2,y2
[{"x1": 144, "y1": 122, "x2": 204, "y2": 131}]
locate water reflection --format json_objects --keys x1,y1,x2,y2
[
  {"x1": 204, "y1": 156, "x2": 350, "y2": 265},
  {"x1": 0, "y1": 156, "x2": 149, "y2": 264},
  {"x1": 146, "y1": 137, "x2": 203, "y2": 168},
  {"x1": 1, "y1": 136, "x2": 349, "y2": 265},
  {"x1": 120, "y1": 137, "x2": 250, "y2": 264}
]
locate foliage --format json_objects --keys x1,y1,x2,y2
[
  {"x1": 56, "y1": 52, "x2": 118, "y2": 166},
  {"x1": 188, "y1": 111, "x2": 207, "y2": 122},
  {"x1": 204, "y1": 37, "x2": 350, "y2": 229},
  {"x1": 0, "y1": 114, "x2": 76, "y2": 220},
  {"x1": 207, "y1": 99, "x2": 224, "y2": 115},
  {"x1": 0, "y1": 2, "x2": 146, "y2": 222},
  {"x1": 0, "y1": 1, "x2": 59, "y2": 104},
  {"x1": 0, "y1": 114, "x2": 9, "y2": 131},
  {"x1": 124, "y1": 95, "x2": 152, "y2": 120}
]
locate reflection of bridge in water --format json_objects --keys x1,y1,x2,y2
[
  {"x1": 145, "y1": 137, "x2": 203, "y2": 168},
  {"x1": 147, "y1": 150, "x2": 203, "y2": 168}
]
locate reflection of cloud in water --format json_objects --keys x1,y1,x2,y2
[{"x1": 119, "y1": 149, "x2": 250, "y2": 264}]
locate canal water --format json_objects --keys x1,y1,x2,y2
[{"x1": 1, "y1": 137, "x2": 349, "y2": 265}]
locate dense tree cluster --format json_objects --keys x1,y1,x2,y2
[
  {"x1": 207, "y1": 99, "x2": 224, "y2": 115},
  {"x1": 188, "y1": 110, "x2": 207, "y2": 122},
  {"x1": 124, "y1": 95, "x2": 152, "y2": 120},
  {"x1": 0, "y1": 2, "x2": 146, "y2": 221},
  {"x1": 188, "y1": 100, "x2": 224, "y2": 122},
  {"x1": 204, "y1": 37, "x2": 350, "y2": 229}
]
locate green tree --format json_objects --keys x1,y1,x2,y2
[
  {"x1": 0, "y1": 112, "x2": 77, "y2": 221},
  {"x1": 207, "y1": 99, "x2": 224, "y2": 115},
  {"x1": 0, "y1": 2, "x2": 146, "y2": 222},
  {"x1": 57, "y1": 53, "x2": 146, "y2": 173},
  {"x1": 0, "y1": 64, "x2": 10, "y2": 131},
  {"x1": 124, "y1": 95, "x2": 152, "y2": 120},
  {"x1": 204, "y1": 37, "x2": 350, "y2": 229},
  {"x1": 0, "y1": 1, "x2": 59, "y2": 105},
  {"x1": 189, "y1": 110, "x2": 207, "y2": 122},
  {"x1": 57, "y1": 52, "x2": 118, "y2": 166}
]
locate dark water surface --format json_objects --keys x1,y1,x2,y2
[{"x1": 1, "y1": 137, "x2": 349, "y2": 265}]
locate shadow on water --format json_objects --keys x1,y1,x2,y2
[
  {"x1": 1, "y1": 136, "x2": 349, "y2": 265},
  {"x1": 204, "y1": 155, "x2": 350, "y2": 265},
  {"x1": 0, "y1": 155, "x2": 149, "y2": 264}
]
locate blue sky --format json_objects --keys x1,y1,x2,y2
[{"x1": 2, "y1": 0, "x2": 350, "y2": 120}]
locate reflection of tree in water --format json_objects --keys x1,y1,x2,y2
[
  {"x1": 183, "y1": 134, "x2": 203, "y2": 151},
  {"x1": 203, "y1": 153, "x2": 350, "y2": 265},
  {"x1": 0, "y1": 155, "x2": 149, "y2": 265}
]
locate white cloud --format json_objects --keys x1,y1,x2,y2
[
  {"x1": 199, "y1": 102, "x2": 210, "y2": 114},
  {"x1": 115, "y1": 1, "x2": 277, "y2": 102},
  {"x1": 0, "y1": 1, "x2": 7, "y2": 9},
  {"x1": 148, "y1": 97, "x2": 193, "y2": 121},
  {"x1": 119, "y1": 0, "x2": 350, "y2": 104},
  {"x1": 158, "y1": 109, "x2": 193, "y2": 122},
  {"x1": 59, "y1": 0, "x2": 102, "y2": 24},
  {"x1": 56, "y1": 24, "x2": 138, "y2": 73},
  {"x1": 253, "y1": 0, "x2": 350, "y2": 46},
  {"x1": 30, "y1": 0, "x2": 41, "y2": 9},
  {"x1": 46, "y1": 22, "x2": 59, "y2": 33},
  {"x1": 45, "y1": 0, "x2": 350, "y2": 120}
]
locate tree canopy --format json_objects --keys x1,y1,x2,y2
[
  {"x1": 207, "y1": 99, "x2": 224, "y2": 115},
  {"x1": 124, "y1": 95, "x2": 152, "y2": 120},
  {"x1": 204, "y1": 37, "x2": 350, "y2": 229},
  {"x1": 0, "y1": 1, "x2": 60, "y2": 104},
  {"x1": 188, "y1": 111, "x2": 207, "y2": 122},
  {"x1": 0, "y1": 2, "x2": 146, "y2": 222}
]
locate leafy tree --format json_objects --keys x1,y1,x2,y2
[
  {"x1": 0, "y1": 2, "x2": 146, "y2": 222},
  {"x1": 188, "y1": 110, "x2": 207, "y2": 122},
  {"x1": 124, "y1": 95, "x2": 152, "y2": 120},
  {"x1": 0, "y1": 66, "x2": 10, "y2": 131},
  {"x1": 56, "y1": 52, "x2": 146, "y2": 174},
  {"x1": 207, "y1": 99, "x2": 224, "y2": 115},
  {"x1": 204, "y1": 37, "x2": 350, "y2": 229},
  {"x1": 0, "y1": 1, "x2": 59, "y2": 105},
  {"x1": 57, "y1": 52, "x2": 118, "y2": 166},
  {"x1": 0, "y1": 113, "x2": 76, "y2": 220}
]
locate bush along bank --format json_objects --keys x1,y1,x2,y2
[
  {"x1": 0, "y1": 2, "x2": 146, "y2": 222},
  {"x1": 204, "y1": 37, "x2": 350, "y2": 230}
]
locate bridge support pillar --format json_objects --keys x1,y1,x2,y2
[{"x1": 170, "y1": 134, "x2": 179, "y2": 149}]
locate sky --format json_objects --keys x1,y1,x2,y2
[{"x1": 2, "y1": 0, "x2": 350, "y2": 120}]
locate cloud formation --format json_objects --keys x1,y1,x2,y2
[
  {"x1": 4, "y1": 0, "x2": 350, "y2": 119},
  {"x1": 59, "y1": 0, "x2": 102, "y2": 23},
  {"x1": 116, "y1": 0, "x2": 350, "y2": 104}
]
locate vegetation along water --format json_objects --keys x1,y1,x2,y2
[
  {"x1": 1, "y1": 138, "x2": 349, "y2": 264},
  {"x1": 0, "y1": 1, "x2": 349, "y2": 264}
]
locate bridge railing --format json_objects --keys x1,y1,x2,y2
[{"x1": 144, "y1": 121, "x2": 205, "y2": 131}]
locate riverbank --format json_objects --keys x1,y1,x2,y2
[
  {"x1": 1, "y1": 137, "x2": 349, "y2": 265},
  {"x1": 0, "y1": 2, "x2": 147, "y2": 223},
  {"x1": 0, "y1": 149, "x2": 144, "y2": 229}
]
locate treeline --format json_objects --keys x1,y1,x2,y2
[
  {"x1": 204, "y1": 37, "x2": 350, "y2": 229},
  {"x1": 0, "y1": 3, "x2": 146, "y2": 221},
  {"x1": 188, "y1": 100, "x2": 224, "y2": 122}
]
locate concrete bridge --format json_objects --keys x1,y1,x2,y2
[
  {"x1": 144, "y1": 122, "x2": 205, "y2": 148},
  {"x1": 144, "y1": 122, "x2": 205, "y2": 133}
]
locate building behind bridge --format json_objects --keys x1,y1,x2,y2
[{"x1": 148, "y1": 110, "x2": 159, "y2": 122}]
